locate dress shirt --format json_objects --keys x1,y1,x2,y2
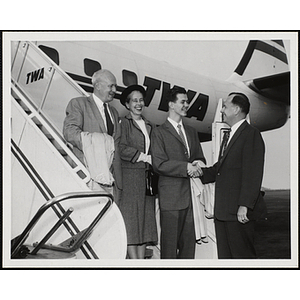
[
  {"x1": 135, "y1": 119, "x2": 150, "y2": 154},
  {"x1": 93, "y1": 93, "x2": 114, "y2": 130},
  {"x1": 167, "y1": 117, "x2": 190, "y2": 156},
  {"x1": 228, "y1": 119, "x2": 247, "y2": 144},
  {"x1": 135, "y1": 118, "x2": 152, "y2": 164}
]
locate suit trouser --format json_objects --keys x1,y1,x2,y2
[
  {"x1": 160, "y1": 203, "x2": 195, "y2": 259},
  {"x1": 215, "y1": 219, "x2": 256, "y2": 259}
]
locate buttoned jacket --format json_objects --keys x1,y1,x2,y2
[
  {"x1": 201, "y1": 121, "x2": 265, "y2": 221},
  {"x1": 151, "y1": 120, "x2": 206, "y2": 211}
]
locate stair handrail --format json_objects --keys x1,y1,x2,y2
[
  {"x1": 11, "y1": 82, "x2": 91, "y2": 183},
  {"x1": 11, "y1": 191, "x2": 114, "y2": 258},
  {"x1": 11, "y1": 41, "x2": 92, "y2": 183}
]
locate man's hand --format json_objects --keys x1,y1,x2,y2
[
  {"x1": 192, "y1": 161, "x2": 203, "y2": 176},
  {"x1": 237, "y1": 206, "x2": 249, "y2": 224},
  {"x1": 187, "y1": 163, "x2": 201, "y2": 178}
]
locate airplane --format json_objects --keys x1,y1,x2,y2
[
  {"x1": 34, "y1": 40, "x2": 290, "y2": 141},
  {"x1": 8, "y1": 38, "x2": 290, "y2": 263}
]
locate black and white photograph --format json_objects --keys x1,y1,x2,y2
[{"x1": 2, "y1": 31, "x2": 298, "y2": 270}]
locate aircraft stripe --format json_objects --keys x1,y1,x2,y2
[
  {"x1": 234, "y1": 40, "x2": 288, "y2": 76},
  {"x1": 67, "y1": 72, "x2": 92, "y2": 84},
  {"x1": 234, "y1": 41, "x2": 257, "y2": 75},
  {"x1": 79, "y1": 83, "x2": 93, "y2": 93},
  {"x1": 256, "y1": 41, "x2": 288, "y2": 63},
  {"x1": 11, "y1": 139, "x2": 98, "y2": 259},
  {"x1": 265, "y1": 40, "x2": 285, "y2": 53},
  {"x1": 272, "y1": 40, "x2": 284, "y2": 47}
]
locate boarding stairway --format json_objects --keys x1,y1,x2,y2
[
  {"x1": 11, "y1": 82, "x2": 90, "y2": 183},
  {"x1": 11, "y1": 191, "x2": 113, "y2": 259},
  {"x1": 10, "y1": 41, "x2": 127, "y2": 260}
]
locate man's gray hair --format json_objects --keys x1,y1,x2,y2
[{"x1": 91, "y1": 69, "x2": 116, "y2": 86}]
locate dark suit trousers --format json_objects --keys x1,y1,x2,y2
[
  {"x1": 160, "y1": 203, "x2": 195, "y2": 259},
  {"x1": 215, "y1": 219, "x2": 256, "y2": 259}
]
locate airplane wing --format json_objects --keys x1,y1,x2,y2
[{"x1": 245, "y1": 71, "x2": 290, "y2": 105}]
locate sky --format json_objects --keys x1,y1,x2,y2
[{"x1": 110, "y1": 37, "x2": 294, "y2": 190}]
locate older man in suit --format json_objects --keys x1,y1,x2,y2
[
  {"x1": 199, "y1": 92, "x2": 266, "y2": 259},
  {"x1": 151, "y1": 87, "x2": 206, "y2": 259},
  {"x1": 63, "y1": 69, "x2": 122, "y2": 203}
]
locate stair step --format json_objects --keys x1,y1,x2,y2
[
  {"x1": 18, "y1": 101, "x2": 32, "y2": 114},
  {"x1": 51, "y1": 139, "x2": 67, "y2": 156},
  {"x1": 32, "y1": 117, "x2": 42, "y2": 127},
  {"x1": 44, "y1": 133, "x2": 54, "y2": 140}
]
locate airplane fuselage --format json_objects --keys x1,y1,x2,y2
[{"x1": 33, "y1": 41, "x2": 290, "y2": 141}]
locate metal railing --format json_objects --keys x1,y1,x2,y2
[
  {"x1": 11, "y1": 191, "x2": 113, "y2": 259},
  {"x1": 11, "y1": 83, "x2": 91, "y2": 183}
]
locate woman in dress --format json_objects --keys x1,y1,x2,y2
[{"x1": 119, "y1": 85, "x2": 158, "y2": 259}]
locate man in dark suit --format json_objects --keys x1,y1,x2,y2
[
  {"x1": 151, "y1": 87, "x2": 206, "y2": 259},
  {"x1": 199, "y1": 92, "x2": 265, "y2": 259},
  {"x1": 63, "y1": 69, "x2": 122, "y2": 203}
]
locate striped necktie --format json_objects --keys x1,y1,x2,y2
[
  {"x1": 177, "y1": 124, "x2": 189, "y2": 157},
  {"x1": 103, "y1": 103, "x2": 114, "y2": 136},
  {"x1": 219, "y1": 129, "x2": 231, "y2": 160}
]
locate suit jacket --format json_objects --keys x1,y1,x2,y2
[
  {"x1": 201, "y1": 121, "x2": 265, "y2": 221},
  {"x1": 63, "y1": 94, "x2": 122, "y2": 190},
  {"x1": 151, "y1": 120, "x2": 206, "y2": 211},
  {"x1": 119, "y1": 113, "x2": 153, "y2": 170}
]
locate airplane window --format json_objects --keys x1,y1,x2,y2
[
  {"x1": 84, "y1": 58, "x2": 101, "y2": 77},
  {"x1": 38, "y1": 45, "x2": 59, "y2": 65},
  {"x1": 122, "y1": 70, "x2": 138, "y2": 86}
]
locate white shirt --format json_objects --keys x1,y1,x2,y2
[
  {"x1": 135, "y1": 118, "x2": 150, "y2": 155},
  {"x1": 167, "y1": 117, "x2": 190, "y2": 156},
  {"x1": 228, "y1": 119, "x2": 247, "y2": 144},
  {"x1": 93, "y1": 94, "x2": 114, "y2": 130}
]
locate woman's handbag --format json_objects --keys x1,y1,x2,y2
[{"x1": 145, "y1": 169, "x2": 159, "y2": 196}]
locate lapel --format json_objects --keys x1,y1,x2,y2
[
  {"x1": 183, "y1": 122, "x2": 193, "y2": 151},
  {"x1": 109, "y1": 105, "x2": 119, "y2": 136},
  {"x1": 218, "y1": 121, "x2": 248, "y2": 168},
  {"x1": 87, "y1": 94, "x2": 106, "y2": 132},
  {"x1": 164, "y1": 120, "x2": 190, "y2": 149},
  {"x1": 144, "y1": 118, "x2": 153, "y2": 136},
  {"x1": 125, "y1": 113, "x2": 153, "y2": 135}
]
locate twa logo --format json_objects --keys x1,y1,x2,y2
[{"x1": 26, "y1": 68, "x2": 44, "y2": 84}]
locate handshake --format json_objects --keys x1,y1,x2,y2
[{"x1": 187, "y1": 160, "x2": 204, "y2": 178}]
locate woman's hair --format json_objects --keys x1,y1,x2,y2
[
  {"x1": 125, "y1": 88, "x2": 146, "y2": 104},
  {"x1": 120, "y1": 85, "x2": 146, "y2": 108}
]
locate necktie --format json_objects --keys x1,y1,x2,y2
[
  {"x1": 103, "y1": 103, "x2": 114, "y2": 136},
  {"x1": 177, "y1": 124, "x2": 189, "y2": 157},
  {"x1": 219, "y1": 129, "x2": 231, "y2": 160}
]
